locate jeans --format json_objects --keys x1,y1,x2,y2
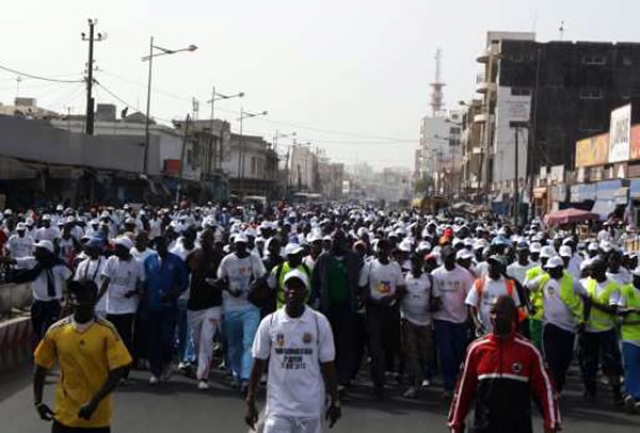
[
  {"x1": 146, "y1": 307, "x2": 178, "y2": 378},
  {"x1": 188, "y1": 307, "x2": 222, "y2": 381},
  {"x1": 176, "y1": 299, "x2": 196, "y2": 364},
  {"x1": 542, "y1": 323, "x2": 575, "y2": 392},
  {"x1": 623, "y1": 342, "x2": 640, "y2": 399},
  {"x1": 31, "y1": 300, "x2": 61, "y2": 343},
  {"x1": 223, "y1": 306, "x2": 260, "y2": 382},
  {"x1": 326, "y1": 302, "x2": 357, "y2": 386},
  {"x1": 433, "y1": 319, "x2": 469, "y2": 391}
]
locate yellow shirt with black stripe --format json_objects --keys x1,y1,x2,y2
[{"x1": 34, "y1": 317, "x2": 132, "y2": 428}]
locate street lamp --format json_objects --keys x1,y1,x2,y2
[
  {"x1": 141, "y1": 37, "x2": 198, "y2": 176},
  {"x1": 237, "y1": 108, "x2": 268, "y2": 196},
  {"x1": 205, "y1": 87, "x2": 244, "y2": 181}
]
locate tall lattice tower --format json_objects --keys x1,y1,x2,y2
[{"x1": 430, "y1": 48, "x2": 445, "y2": 116}]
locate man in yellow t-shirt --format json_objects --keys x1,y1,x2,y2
[{"x1": 33, "y1": 279, "x2": 132, "y2": 432}]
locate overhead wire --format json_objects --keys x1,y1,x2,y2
[{"x1": 0, "y1": 63, "x2": 84, "y2": 84}]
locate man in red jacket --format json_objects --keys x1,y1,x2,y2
[{"x1": 448, "y1": 295, "x2": 560, "y2": 433}]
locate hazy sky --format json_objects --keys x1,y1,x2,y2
[{"x1": 1, "y1": 0, "x2": 638, "y2": 170}]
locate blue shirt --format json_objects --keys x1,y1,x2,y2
[{"x1": 143, "y1": 252, "x2": 188, "y2": 311}]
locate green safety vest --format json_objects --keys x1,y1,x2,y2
[
  {"x1": 620, "y1": 284, "x2": 640, "y2": 341},
  {"x1": 584, "y1": 278, "x2": 620, "y2": 332},
  {"x1": 273, "y1": 262, "x2": 311, "y2": 308},
  {"x1": 526, "y1": 266, "x2": 545, "y2": 320},
  {"x1": 537, "y1": 273, "x2": 583, "y2": 325}
]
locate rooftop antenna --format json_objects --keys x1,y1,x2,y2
[
  {"x1": 15, "y1": 76, "x2": 22, "y2": 98},
  {"x1": 559, "y1": 20, "x2": 565, "y2": 41},
  {"x1": 430, "y1": 48, "x2": 445, "y2": 116}
]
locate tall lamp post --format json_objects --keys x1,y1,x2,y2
[
  {"x1": 205, "y1": 87, "x2": 244, "y2": 189},
  {"x1": 141, "y1": 38, "x2": 197, "y2": 176},
  {"x1": 273, "y1": 131, "x2": 296, "y2": 197},
  {"x1": 237, "y1": 108, "x2": 268, "y2": 197}
]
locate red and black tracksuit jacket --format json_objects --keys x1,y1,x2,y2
[{"x1": 448, "y1": 333, "x2": 560, "y2": 433}]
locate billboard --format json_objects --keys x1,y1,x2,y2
[
  {"x1": 609, "y1": 104, "x2": 632, "y2": 163},
  {"x1": 630, "y1": 125, "x2": 640, "y2": 160},
  {"x1": 575, "y1": 133, "x2": 609, "y2": 167}
]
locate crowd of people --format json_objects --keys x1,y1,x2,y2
[{"x1": 2, "y1": 201, "x2": 640, "y2": 432}]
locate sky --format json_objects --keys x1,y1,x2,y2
[{"x1": 1, "y1": 0, "x2": 639, "y2": 170}]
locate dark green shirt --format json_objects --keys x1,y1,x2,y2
[{"x1": 328, "y1": 257, "x2": 350, "y2": 303}]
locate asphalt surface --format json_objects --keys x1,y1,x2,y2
[{"x1": 1, "y1": 364, "x2": 640, "y2": 433}]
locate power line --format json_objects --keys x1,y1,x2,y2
[{"x1": 0, "y1": 63, "x2": 84, "y2": 84}]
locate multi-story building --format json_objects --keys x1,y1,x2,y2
[
  {"x1": 475, "y1": 31, "x2": 640, "y2": 199},
  {"x1": 317, "y1": 157, "x2": 345, "y2": 201},
  {"x1": 418, "y1": 111, "x2": 463, "y2": 195},
  {"x1": 223, "y1": 134, "x2": 279, "y2": 199},
  {"x1": 460, "y1": 99, "x2": 485, "y2": 196},
  {"x1": 288, "y1": 145, "x2": 318, "y2": 192}
]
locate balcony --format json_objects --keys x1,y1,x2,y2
[{"x1": 475, "y1": 73, "x2": 496, "y2": 94}]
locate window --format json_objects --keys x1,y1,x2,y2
[
  {"x1": 251, "y1": 157, "x2": 257, "y2": 175},
  {"x1": 581, "y1": 55, "x2": 606, "y2": 65},
  {"x1": 449, "y1": 127, "x2": 461, "y2": 135},
  {"x1": 511, "y1": 87, "x2": 532, "y2": 96},
  {"x1": 579, "y1": 87, "x2": 604, "y2": 99}
]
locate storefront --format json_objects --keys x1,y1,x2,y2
[
  {"x1": 592, "y1": 179, "x2": 625, "y2": 220},
  {"x1": 570, "y1": 183, "x2": 596, "y2": 209}
]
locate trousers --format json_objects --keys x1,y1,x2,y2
[
  {"x1": 623, "y1": 342, "x2": 640, "y2": 399},
  {"x1": 188, "y1": 306, "x2": 222, "y2": 380},
  {"x1": 366, "y1": 302, "x2": 401, "y2": 388},
  {"x1": 433, "y1": 319, "x2": 469, "y2": 391},
  {"x1": 263, "y1": 415, "x2": 322, "y2": 433},
  {"x1": 106, "y1": 313, "x2": 134, "y2": 378},
  {"x1": 223, "y1": 306, "x2": 260, "y2": 382},
  {"x1": 146, "y1": 307, "x2": 178, "y2": 377},
  {"x1": 542, "y1": 323, "x2": 575, "y2": 393},
  {"x1": 579, "y1": 329, "x2": 623, "y2": 395},
  {"x1": 401, "y1": 319, "x2": 433, "y2": 386},
  {"x1": 31, "y1": 300, "x2": 61, "y2": 343}
]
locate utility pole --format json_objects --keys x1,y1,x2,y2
[
  {"x1": 82, "y1": 19, "x2": 105, "y2": 135},
  {"x1": 514, "y1": 127, "x2": 519, "y2": 228},
  {"x1": 177, "y1": 114, "x2": 192, "y2": 203}
]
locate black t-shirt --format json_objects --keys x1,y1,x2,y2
[{"x1": 187, "y1": 250, "x2": 223, "y2": 311}]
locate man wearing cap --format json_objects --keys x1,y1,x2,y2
[
  {"x1": 524, "y1": 245, "x2": 556, "y2": 348},
  {"x1": 312, "y1": 230, "x2": 363, "y2": 391},
  {"x1": 57, "y1": 217, "x2": 81, "y2": 268},
  {"x1": 507, "y1": 241, "x2": 536, "y2": 285},
  {"x1": 618, "y1": 267, "x2": 640, "y2": 411},
  {"x1": 245, "y1": 270, "x2": 341, "y2": 433},
  {"x1": 35, "y1": 215, "x2": 60, "y2": 243},
  {"x1": 2, "y1": 240, "x2": 73, "y2": 343},
  {"x1": 431, "y1": 246, "x2": 475, "y2": 398},
  {"x1": 359, "y1": 238, "x2": 406, "y2": 398},
  {"x1": 579, "y1": 257, "x2": 624, "y2": 404},
  {"x1": 217, "y1": 233, "x2": 267, "y2": 395},
  {"x1": 268, "y1": 243, "x2": 312, "y2": 310},
  {"x1": 99, "y1": 236, "x2": 145, "y2": 382},
  {"x1": 74, "y1": 238, "x2": 108, "y2": 319},
  {"x1": 6, "y1": 222, "x2": 33, "y2": 259},
  {"x1": 607, "y1": 249, "x2": 631, "y2": 286},
  {"x1": 526, "y1": 256, "x2": 585, "y2": 393},
  {"x1": 466, "y1": 255, "x2": 522, "y2": 335}
]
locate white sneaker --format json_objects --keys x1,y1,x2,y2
[
  {"x1": 421, "y1": 379, "x2": 431, "y2": 388},
  {"x1": 149, "y1": 375, "x2": 160, "y2": 385},
  {"x1": 198, "y1": 380, "x2": 209, "y2": 390}
]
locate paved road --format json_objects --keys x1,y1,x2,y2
[{"x1": 1, "y1": 365, "x2": 640, "y2": 433}]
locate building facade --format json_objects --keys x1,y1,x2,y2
[{"x1": 223, "y1": 134, "x2": 279, "y2": 199}]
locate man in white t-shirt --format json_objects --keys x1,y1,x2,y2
[
  {"x1": 466, "y1": 255, "x2": 521, "y2": 335},
  {"x1": 506, "y1": 241, "x2": 535, "y2": 285},
  {"x1": 218, "y1": 234, "x2": 266, "y2": 396},
  {"x1": 359, "y1": 238, "x2": 405, "y2": 398},
  {"x1": 34, "y1": 215, "x2": 60, "y2": 243},
  {"x1": 6, "y1": 222, "x2": 33, "y2": 258},
  {"x1": 74, "y1": 238, "x2": 107, "y2": 318},
  {"x1": 431, "y1": 246, "x2": 474, "y2": 397},
  {"x1": 99, "y1": 236, "x2": 145, "y2": 381},
  {"x1": 245, "y1": 270, "x2": 340, "y2": 433}
]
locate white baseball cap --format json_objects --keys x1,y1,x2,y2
[
  {"x1": 113, "y1": 236, "x2": 134, "y2": 250},
  {"x1": 529, "y1": 242, "x2": 542, "y2": 254},
  {"x1": 283, "y1": 269, "x2": 310, "y2": 289},
  {"x1": 559, "y1": 245, "x2": 572, "y2": 258},
  {"x1": 544, "y1": 256, "x2": 565, "y2": 270},
  {"x1": 540, "y1": 246, "x2": 557, "y2": 259},
  {"x1": 284, "y1": 243, "x2": 304, "y2": 256},
  {"x1": 33, "y1": 240, "x2": 54, "y2": 253}
]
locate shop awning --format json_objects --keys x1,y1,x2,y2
[{"x1": 591, "y1": 200, "x2": 617, "y2": 221}]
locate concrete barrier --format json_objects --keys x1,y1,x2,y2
[
  {"x1": 0, "y1": 316, "x2": 33, "y2": 372},
  {"x1": 0, "y1": 283, "x2": 32, "y2": 316}
]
